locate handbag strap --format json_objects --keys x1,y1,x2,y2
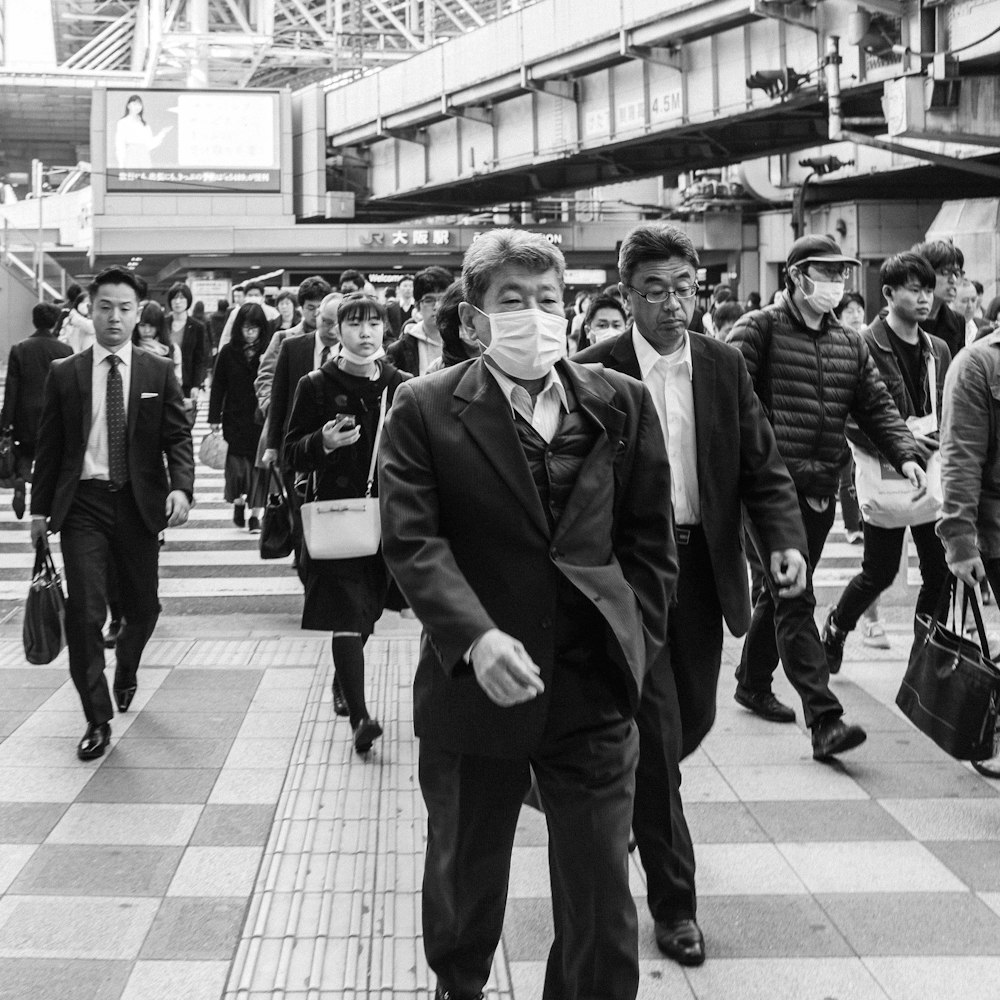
[
  {"x1": 364, "y1": 388, "x2": 389, "y2": 498},
  {"x1": 957, "y1": 579, "x2": 991, "y2": 657},
  {"x1": 927, "y1": 350, "x2": 938, "y2": 430},
  {"x1": 267, "y1": 463, "x2": 287, "y2": 503},
  {"x1": 32, "y1": 537, "x2": 47, "y2": 578}
]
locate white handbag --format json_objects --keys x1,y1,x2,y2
[
  {"x1": 850, "y1": 353, "x2": 943, "y2": 529},
  {"x1": 300, "y1": 388, "x2": 387, "y2": 560}
]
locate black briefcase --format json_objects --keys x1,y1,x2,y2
[
  {"x1": 23, "y1": 538, "x2": 67, "y2": 666},
  {"x1": 896, "y1": 577, "x2": 1000, "y2": 761},
  {"x1": 259, "y1": 465, "x2": 294, "y2": 560}
]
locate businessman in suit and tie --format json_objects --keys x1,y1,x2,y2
[
  {"x1": 31, "y1": 266, "x2": 194, "y2": 761},
  {"x1": 379, "y1": 229, "x2": 677, "y2": 1000},
  {"x1": 575, "y1": 222, "x2": 809, "y2": 966}
]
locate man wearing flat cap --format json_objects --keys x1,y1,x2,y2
[{"x1": 727, "y1": 234, "x2": 926, "y2": 760}]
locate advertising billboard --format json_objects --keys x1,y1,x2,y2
[{"x1": 105, "y1": 89, "x2": 281, "y2": 193}]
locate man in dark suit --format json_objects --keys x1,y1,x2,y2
[
  {"x1": 576, "y1": 222, "x2": 809, "y2": 966},
  {"x1": 1, "y1": 302, "x2": 73, "y2": 518},
  {"x1": 261, "y1": 292, "x2": 343, "y2": 469},
  {"x1": 31, "y1": 266, "x2": 194, "y2": 761},
  {"x1": 380, "y1": 229, "x2": 677, "y2": 1000}
]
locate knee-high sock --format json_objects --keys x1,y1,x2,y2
[{"x1": 332, "y1": 634, "x2": 368, "y2": 725}]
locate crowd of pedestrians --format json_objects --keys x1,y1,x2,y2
[{"x1": 4, "y1": 221, "x2": 1000, "y2": 1000}]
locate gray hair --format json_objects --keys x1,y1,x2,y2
[
  {"x1": 462, "y1": 229, "x2": 565, "y2": 308},
  {"x1": 618, "y1": 223, "x2": 699, "y2": 285}
]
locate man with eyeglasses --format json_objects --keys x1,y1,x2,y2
[
  {"x1": 575, "y1": 222, "x2": 809, "y2": 967},
  {"x1": 912, "y1": 239, "x2": 967, "y2": 358},
  {"x1": 386, "y1": 265, "x2": 453, "y2": 375},
  {"x1": 728, "y1": 235, "x2": 925, "y2": 756}
]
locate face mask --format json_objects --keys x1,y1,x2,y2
[
  {"x1": 799, "y1": 271, "x2": 845, "y2": 314},
  {"x1": 592, "y1": 326, "x2": 624, "y2": 344},
  {"x1": 339, "y1": 344, "x2": 385, "y2": 367},
  {"x1": 474, "y1": 306, "x2": 567, "y2": 379}
]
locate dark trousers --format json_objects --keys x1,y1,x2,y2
[
  {"x1": 839, "y1": 455, "x2": 862, "y2": 533},
  {"x1": 61, "y1": 482, "x2": 161, "y2": 726},
  {"x1": 419, "y1": 660, "x2": 639, "y2": 1000},
  {"x1": 632, "y1": 527, "x2": 720, "y2": 924},
  {"x1": 737, "y1": 492, "x2": 843, "y2": 729},
  {"x1": 834, "y1": 519, "x2": 948, "y2": 632}
]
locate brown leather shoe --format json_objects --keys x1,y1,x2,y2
[{"x1": 654, "y1": 917, "x2": 705, "y2": 966}]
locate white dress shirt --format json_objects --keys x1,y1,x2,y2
[
  {"x1": 483, "y1": 358, "x2": 568, "y2": 443},
  {"x1": 313, "y1": 337, "x2": 337, "y2": 371},
  {"x1": 632, "y1": 328, "x2": 701, "y2": 525},
  {"x1": 83, "y1": 341, "x2": 133, "y2": 482}
]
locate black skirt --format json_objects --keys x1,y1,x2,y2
[{"x1": 300, "y1": 548, "x2": 389, "y2": 634}]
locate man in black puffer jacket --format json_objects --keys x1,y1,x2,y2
[{"x1": 728, "y1": 235, "x2": 926, "y2": 760}]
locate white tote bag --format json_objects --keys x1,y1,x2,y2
[
  {"x1": 850, "y1": 353, "x2": 943, "y2": 529},
  {"x1": 300, "y1": 388, "x2": 387, "y2": 560}
]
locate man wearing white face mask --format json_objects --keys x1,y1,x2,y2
[
  {"x1": 379, "y1": 228, "x2": 677, "y2": 1000},
  {"x1": 727, "y1": 234, "x2": 926, "y2": 756}
]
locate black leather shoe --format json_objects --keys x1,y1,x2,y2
[
  {"x1": 434, "y1": 989, "x2": 484, "y2": 1000},
  {"x1": 104, "y1": 618, "x2": 121, "y2": 650},
  {"x1": 655, "y1": 918, "x2": 705, "y2": 966},
  {"x1": 331, "y1": 676, "x2": 350, "y2": 717},
  {"x1": 734, "y1": 687, "x2": 796, "y2": 723},
  {"x1": 113, "y1": 686, "x2": 137, "y2": 713},
  {"x1": 233, "y1": 503, "x2": 246, "y2": 528},
  {"x1": 12, "y1": 488, "x2": 25, "y2": 520},
  {"x1": 812, "y1": 717, "x2": 867, "y2": 760},
  {"x1": 353, "y1": 716, "x2": 383, "y2": 753},
  {"x1": 77, "y1": 722, "x2": 111, "y2": 761},
  {"x1": 248, "y1": 515, "x2": 261, "y2": 533}
]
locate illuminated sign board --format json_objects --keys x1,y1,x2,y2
[{"x1": 105, "y1": 89, "x2": 281, "y2": 193}]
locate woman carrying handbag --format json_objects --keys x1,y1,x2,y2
[{"x1": 284, "y1": 293, "x2": 409, "y2": 755}]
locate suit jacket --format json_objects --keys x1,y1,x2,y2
[
  {"x1": 384, "y1": 330, "x2": 420, "y2": 376},
  {"x1": 31, "y1": 348, "x2": 195, "y2": 534},
  {"x1": 1, "y1": 331, "x2": 73, "y2": 454},
  {"x1": 379, "y1": 357, "x2": 678, "y2": 759},
  {"x1": 174, "y1": 316, "x2": 210, "y2": 396},
  {"x1": 266, "y1": 332, "x2": 317, "y2": 453},
  {"x1": 574, "y1": 330, "x2": 806, "y2": 636}
]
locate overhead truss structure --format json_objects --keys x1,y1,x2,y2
[{"x1": 49, "y1": 0, "x2": 536, "y2": 90}]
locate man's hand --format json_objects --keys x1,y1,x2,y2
[
  {"x1": 469, "y1": 628, "x2": 545, "y2": 707},
  {"x1": 165, "y1": 490, "x2": 191, "y2": 528},
  {"x1": 948, "y1": 554, "x2": 985, "y2": 589},
  {"x1": 901, "y1": 460, "x2": 928, "y2": 499},
  {"x1": 770, "y1": 548, "x2": 807, "y2": 599},
  {"x1": 262, "y1": 448, "x2": 278, "y2": 467},
  {"x1": 30, "y1": 516, "x2": 48, "y2": 547},
  {"x1": 189, "y1": 387, "x2": 200, "y2": 404}
]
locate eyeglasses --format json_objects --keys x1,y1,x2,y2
[
  {"x1": 628, "y1": 283, "x2": 699, "y2": 304},
  {"x1": 935, "y1": 267, "x2": 964, "y2": 280},
  {"x1": 419, "y1": 295, "x2": 442, "y2": 308}
]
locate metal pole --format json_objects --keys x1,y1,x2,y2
[{"x1": 825, "y1": 34, "x2": 842, "y2": 140}]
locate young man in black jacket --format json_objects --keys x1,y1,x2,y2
[{"x1": 727, "y1": 235, "x2": 926, "y2": 759}]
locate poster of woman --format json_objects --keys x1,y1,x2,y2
[
  {"x1": 104, "y1": 88, "x2": 281, "y2": 193},
  {"x1": 114, "y1": 94, "x2": 173, "y2": 168}
]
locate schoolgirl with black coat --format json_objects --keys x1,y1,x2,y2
[{"x1": 284, "y1": 293, "x2": 408, "y2": 754}]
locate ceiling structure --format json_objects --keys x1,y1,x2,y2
[
  {"x1": 0, "y1": 0, "x2": 537, "y2": 177},
  {"x1": 46, "y1": 0, "x2": 535, "y2": 89}
]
